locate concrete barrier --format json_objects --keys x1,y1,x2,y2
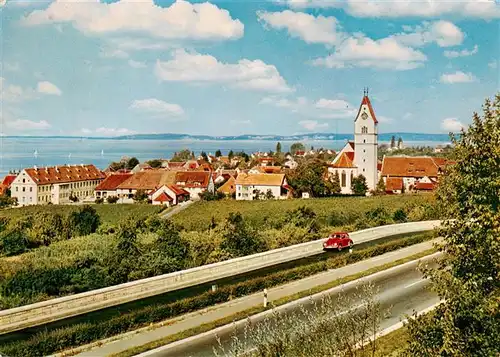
[{"x1": 0, "y1": 220, "x2": 441, "y2": 334}]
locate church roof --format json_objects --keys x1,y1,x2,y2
[
  {"x1": 331, "y1": 152, "x2": 355, "y2": 168},
  {"x1": 356, "y1": 95, "x2": 378, "y2": 124}
]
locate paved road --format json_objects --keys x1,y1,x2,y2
[
  {"x1": 139, "y1": 256, "x2": 439, "y2": 357},
  {"x1": 160, "y1": 200, "x2": 194, "y2": 219},
  {"x1": 74, "y1": 240, "x2": 439, "y2": 357}
]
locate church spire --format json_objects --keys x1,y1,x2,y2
[{"x1": 363, "y1": 87, "x2": 369, "y2": 97}]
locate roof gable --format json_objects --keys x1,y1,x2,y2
[
  {"x1": 24, "y1": 165, "x2": 105, "y2": 185},
  {"x1": 355, "y1": 95, "x2": 378, "y2": 124},
  {"x1": 235, "y1": 173, "x2": 285, "y2": 186},
  {"x1": 331, "y1": 152, "x2": 355, "y2": 168},
  {"x1": 381, "y1": 156, "x2": 441, "y2": 178}
]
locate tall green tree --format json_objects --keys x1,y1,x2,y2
[
  {"x1": 228, "y1": 150, "x2": 234, "y2": 160},
  {"x1": 290, "y1": 142, "x2": 306, "y2": 155},
  {"x1": 351, "y1": 174, "x2": 368, "y2": 195},
  {"x1": 286, "y1": 158, "x2": 328, "y2": 197},
  {"x1": 375, "y1": 176, "x2": 386, "y2": 195},
  {"x1": 215, "y1": 149, "x2": 222, "y2": 157},
  {"x1": 390, "y1": 135, "x2": 396, "y2": 148},
  {"x1": 220, "y1": 213, "x2": 264, "y2": 257},
  {"x1": 126, "y1": 157, "x2": 140, "y2": 170},
  {"x1": 67, "y1": 205, "x2": 100, "y2": 237},
  {"x1": 405, "y1": 94, "x2": 500, "y2": 356},
  {"x1": 200, "y1": 151, "x2": 209, "y2": 162},
  {"x1": 328, "y1": 171, "x2": 342, "y2": 194},
  {"x1": 171, "y1": 149, "x2": 193, "y2": 162},
  {"x1": 276, "y1": 142, "x2": 282, "y2": 153}
]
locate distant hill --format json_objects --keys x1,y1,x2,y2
[
  {"x1": 2, "y1": 132, "x2": 451, "y2": 142},
  {"x1": 113, "y1": 132, "x2": 451, "y2": 142}
]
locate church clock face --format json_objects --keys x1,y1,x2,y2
[{"x1": 361, "y1": 112, "x2": 368, "y2": 120}]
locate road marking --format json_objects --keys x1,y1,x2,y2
[{"x1": 404, "y1": 278, "x2": 428, "y2": 289}]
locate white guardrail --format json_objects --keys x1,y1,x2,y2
[{"x1": 0, "y1": 220, "x2": 441, "y2": 335}]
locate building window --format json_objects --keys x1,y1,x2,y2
[
  {"x1": 341, "y1": 171, "x2": 346, "y2": 187},
  {"x1": 22, "y1": 187, "x2": 25, "y2": 192},
  {"x1": 361, "y1": 126, "x2": 368, "y2": 134},
  {"x1": 363, "y1": 139, "x2": 366, "y2": 143},
  {"x1": 16, "y1": 187, "x2": 18, "y2": 192},
  {"x1": 30, "y1": 187, "x2": 33, "y2": 192}
]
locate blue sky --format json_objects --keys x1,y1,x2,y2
[{"x1": 1, "y1": 0, "x2": 498, "y2": 137}]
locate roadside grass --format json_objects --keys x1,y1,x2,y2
[
  {"x1": 0, "y1": 204, "x2": 164, "y2": 225},
  {"x1": 110, "y1": 249, "x2": 434, "y2": 357},
  {"x1": 0, "y1": 233, "x2": 435, "y2": 357},
  {"x1": 172, "y1": 194, "x2": 435, "y2": 231}
]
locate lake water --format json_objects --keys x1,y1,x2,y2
[{"x1": 0, "y1": 137, "x2": 450, "y2": 176}]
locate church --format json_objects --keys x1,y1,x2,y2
[{"x1": 328, "y1": 90, "x2": 379, "y2": 194}]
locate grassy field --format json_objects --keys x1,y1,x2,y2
[
  {"x1": 0, "y1": 204, "x2": 164, "y2": 225},
  {"x1": 173, "y1": 193, "x2": 435, "y2": 231}
]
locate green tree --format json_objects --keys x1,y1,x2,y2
[
  {"x1": 215, "y1": 149, "x2": 222, "y2": 157},
  {"x1": 133, "y1": 189, "x2": 148, "y2": 202},
  {"x1": 0, "y1": 195, "x2": 16, "y2": 208},
  {"x1": 67, "y1": 205, "x2": 101, "y2": 236},
  {"x1": 290, "y1": 142, "x2": 306, "y2": 155},
  {"x1": 228, "y1": 150, "x2": 234, "y2": 160},
  {"x1": 276, "y1": 142, "x2": 282, "y2": 153},
  {"x1": 286, "y1": 158, "x2": 328, "y2": 197},
  {"x1": 147, "y1": 159, "x2": 163, "y2": 168},
  {"x1": 154, "y1": 220, "x2": 190, "y2": 264},
  {"x1": 328, "y1": 171, "x2": 341, "y2": 194},
  {"x1": 171, "y1": 149, "x2": 193, "y2": 162},
  {"x1": 265, "y1": 189, "x2": 275, "y2": 200},
  {"x1": 0, "y1": 227, "x2": 28, "y2": 256},
  {"x1": 286, "y1": 206, "x2": 319, "y2": 233},
  {"x1": 126, "y1": 157, "x2": 140, "y2": 170},
  {"x1": 107, "y1": 196, "x2": 119, "y2": 204},
  {"x1": 253, "y1": 189, "x2": 262, "y2": 200},
  {"x1": 220, "y1": 213, "x2": 264, "y2": 257},
  {"x1": 397, "y1": 137, "x2": 403, "y2": 148},
  {"x1": 390, "y1": 135, "x2": 396, "y2": 148},
  {"x1": 405, "y1": 94, "x2": 500, "y2": 356},
  {"x1": 375, "y1": 176, "x2": 386, "y2": 195},
  {"x1": 200, "y1": 151, "x2": 209, "y2": 162},
  {"x1": 351, "y1": 174, "x2": 368, "y2": 195},
  {"x1": 29, "y1": 212, "x2": 68, "y2": 246}
]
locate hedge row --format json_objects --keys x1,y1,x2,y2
[{"x1": 0, "y1": 232, "x2": 434, "y2": 357}]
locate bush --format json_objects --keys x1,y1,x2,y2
[
  {"x1": 199, "y1": 191, "x2": 225, "y2": 201},
  {"x1": 393, "y1": 208, "x2": 408, "y2": 223},
  {"x1": 67, "y1": 205, "x2": 101, "y2": 236},
  {"x1": 95, "y1": 197, "x2": 104, "y2": 204},
  {"x1": 107, "y1": 196, "x2": 119, "y2": 204}
]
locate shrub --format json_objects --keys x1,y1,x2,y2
[
  {"x1": 107, "y1": 196, "x2": 119, "y2": 204},
  {"x1": 393, "y1": 208, "x2": 408, "y2": 223},
  {"x1": 95, "y1": 197, "x2": 104, "y2": 204},
  {"x1": 67, "y1": 205, "x2": 101, "y2": 236}
]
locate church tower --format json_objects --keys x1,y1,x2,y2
[{"x1": 354, "y1": 89, "x2": 378, "y2": 191}]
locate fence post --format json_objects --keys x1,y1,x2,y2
[
  {"x1": 211, "y1": 284, "x2": 217, "y2": 292},
  {"x1": 263, "y1": 288, "x2": 268, "y2": 308}
]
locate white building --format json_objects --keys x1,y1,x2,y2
[
  {"x1": 328, "y1": 92, "x2": 379, "y2": 194},
  {"x1": 11, "y1": 164, "x2": 105, "y2": 206},
  {"x1": 235, "y1": 173, "x2": 290, "y2": 200}
]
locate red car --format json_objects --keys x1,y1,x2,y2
[{"x1": 323, "y1": 232, "x2": 353, "y2": 251}]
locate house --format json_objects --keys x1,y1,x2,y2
[
  {"x1": 235, "y1": 173, "x2": 290, "y2": 200},
  {"x1": 258, "y1": 157, "x2": 276, "y2": 166},
  {"x1": 165, "y1": 162, "x2": 186, "y2": 171},
  {"x1": 95, "y1": 173, "x2": 133, "y2": 199},
  {"x1": 11, "y1": 164, "x2": 105, "y2": 206},
  {"x1": 174, "y1": 171, "x2": 215, "y2": 199},
  {"x1": 284, "y1": 159, "x2": 298, "y2": 170},
  {"x1": 249, "y1": 166, "x2": 282, "y2": 174},
  {"x1": 0, "y1": 174, "x2": 17, "y2": 195},
  {"x1": 218, "y1": 176, "x2": 236, "y2": 196},
  {"x1": 380, "y1": 156, "x2": 449, "y2": 192},
  {"x1": 327, "y1": 92, "x2": 379, "y2": 195},
  {"x1": 131, "y1": 163, "x2": 153, "y2": 173},
  {"x1": 385, "y1": 177, "x2": 404, "y2": 194},
  {"x1": 149, "y1": 185, "x2": 190, "y2": 206},
  {"x1": 116, "y1": 170, "x2": 177, "y2": 201}
]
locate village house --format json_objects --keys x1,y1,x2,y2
[
  {"x1": 11, "y1": 164, "x2": 105, "y2": 206},
  {"x1": 0, "y1": 173, "x2": 17, "y2": 196},
  {"x1": 248, "y1": 166, "x2": 283, "y2": 174},
  {"x1": 95, "y1": 173, "x2": 133, "y2": 199},
  {"x1": 115, "y1": 171, "x2": 177, "y2": 202},
  {"x1": 148, "y1": 185, "x2": 190, "y2": 206},
  {"x1": 217, "y1": 176, "x2": 236, "y2": 196},
  {"x1": 173, "y1": 171, "x2": 215, "y2": 199},
  {"x1": 235, "y1": 173, "x2": 290, "y2": 200},
  {"x1": 328, "y1": 92, "x2": 379, "y2": 194},
  {"x1": 380, "y1": 156, "x2": 449, "y2": 193}
]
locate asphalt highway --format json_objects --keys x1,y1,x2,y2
[{"x1": 137, "y1": 255, "x2": 439, "y2": 357}]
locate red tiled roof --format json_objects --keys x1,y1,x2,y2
[
  {"x1": 295, "y1": 151, "x2": 305, "y2": 156},
  {"x1": 356, "y1": 95, "x2": 378, "y2": 124},
  {"x1": 2, "y1": 174, "x2": 17, "y2": 187},
  {"x1": 332, "y1": 152, "x2": 355, "y2": 168},
  {"x1": 347, "y1": 141, "x2": 355, "y2": 150},
  {"x1": 154, "y1": 192, "x2": 173, "y2": 202},
  {"x1": 25, "y1": 165, "x2": 105, "y2": 185},
  {"x1": 95, "y1": 173, "x2": 133, "y2": 191},
  {"x1": 385, "y1": 177, "x2": 403, "y2": 191},
  {"x1": 381, "y1": 156, "x2": 440, "y2": 178},
  {"x1": 117, "y1": 171, "x2": 177, "y2": 190},
  {"x1": 175, "y1": 171, "x2": 211, "y2": 188},
  {"x1": 168, "y1": 162, "x2": 186, "y2": 168},
  {"x1": 414, "y1": 181, "x2": 437, "y2": 191},
  {"x1": 168, "y1": 184, "x2": 190, "y2": 196}
]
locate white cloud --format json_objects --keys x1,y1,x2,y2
[
  {"x1": 130, "y1": 98, "x2": 185, "y2": 117},
  {"x1": 311, "y1": 36, "x2": 427, "y2": 70},
  {"x1": 100, "y1": 48, "x2": 129, "y2": 59},
  {"x1": 0, "y1": 78, "x2": 27, "y2": 102},
  {"x1": 391, "y1": 21, "x2": 464, "y2": 48},
  {"x1": 95, "y1": 127, "x2": 136, "y2": 136},
  {"x1": 155, "y1": 49, "x2": 293, "y2": 93},
  {"x1": 440, "y1": 71, "x2": 477, "y2": 84},
  {"x1": 441, "y1": 117, "x2": 465, "y2": 132},
  {"x1": 284, "y1": 0, "x2": 500, "y2": 19},
  {"x1": 128, "y1": 60, "x2": 147, "y2": 69},
  {"x1": 22, "y1": 0, "x2": 244, "y2": 40},
  {"x1": 299, "y1": 120, "x2": 328, "y2": 131},
  {"x1": 488, "y1": 60, "x2": 497, "y2": 69},
  {"x1": 37, "y1": 81, "x2": 62, "y2": 95},
  {"x1": 262, "y1": 96, "x2": 355, "y2": 118},
  {"x1": 1, "y1": 62, "x2": 21, "y2": 72},
  {"x1": 6, "y1": 119, "x2": 51, "y2": 130},
  {"x1": 378, "y1": 116, "x2": 393, "y2": 123},
  {"x1": 444, "y1": 45, "x2": 478, "y2": 58},
  {"x1": 257, "y1": 10, "x2": 344, "y2": 46}
]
